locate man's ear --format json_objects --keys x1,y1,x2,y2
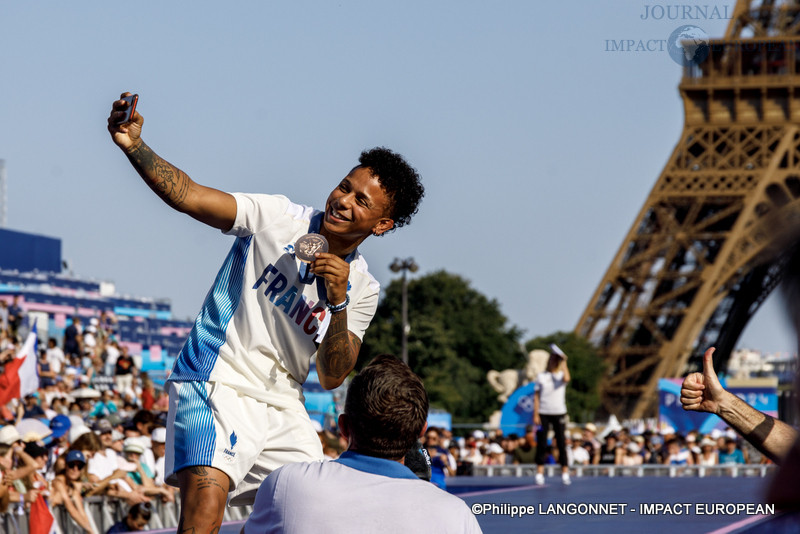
[
  {"x1": 419, "y1": 422, "x2": 428, "y2": 439},
  {"x1": 338, "y1": 413, "x2": 351, "y2": 442},
  {"x1": 371, "y1": 218, "x2": 395, "y2": 237}
]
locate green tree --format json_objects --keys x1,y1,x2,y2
[
  {"x1": 361, "y1": 270, "x2": 524, "y2": 422},
  {"x1": 525, "y1": 331, "x2": 606, "y2": 423}
]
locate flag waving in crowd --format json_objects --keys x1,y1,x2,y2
[
  {"x1": 0, "y1": 326, "x2": 39, "y2": 406},
  {"x1": 28, "y1": 491, "x2": 59, "y2": 534}
]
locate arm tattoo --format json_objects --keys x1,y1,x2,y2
[
  {"x1": 746, "y1": 416, "x2": 775, "y2": 446},
  {"x1": 126, "y1": 141, "x2": 191, "y2": 210},
  {"x1": 745, "y1": 416, "x2": 782, "y2": 462},
  {"x1": 318, "y1": 310, "x2": 360, "y2": 382}
]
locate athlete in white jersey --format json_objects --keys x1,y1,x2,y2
[{"x1": 107, "y1": 93, "x2": 425, "y2": 533}]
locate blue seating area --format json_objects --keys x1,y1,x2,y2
[{"x1": 0, "y1": 268, "x2": 192, "y2": 372}]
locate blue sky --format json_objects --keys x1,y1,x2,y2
[{"x1": 1, "y1": 1, "x2": 794, "y2": 355}]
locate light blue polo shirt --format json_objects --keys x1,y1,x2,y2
[{"x1": 244, "y1": 451, "x2": 483, "y2": 534}]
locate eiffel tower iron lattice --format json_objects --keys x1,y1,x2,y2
[{"x1": 576, "y1": 0, "x2": 800, "y2": 419}]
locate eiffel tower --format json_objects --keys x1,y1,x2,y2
[{"x1": 576, "y1": 0, "x2": 800, "y2": 419}]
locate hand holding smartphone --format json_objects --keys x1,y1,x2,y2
[{"x1": 117, "y1": 94, "x2": 139, "y2": 125}]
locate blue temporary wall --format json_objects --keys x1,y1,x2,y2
[{"x1": 0, "y1": 228, "x2": 61, "y2": 273}]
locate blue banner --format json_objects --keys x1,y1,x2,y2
[{"x1": 499, "y1": 382, "x2": 537, "y2": 436}]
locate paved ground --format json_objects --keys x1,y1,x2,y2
[
  {"x1": 454, "y1": 476, "x2": 777, "y2": 533},
  {"x1": 146, "y1": 475, "x2": 793, "y2": 533}
]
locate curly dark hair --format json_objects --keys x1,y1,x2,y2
[{"x1": 358, "y1": 147, "x2": 424, "y2": 234}]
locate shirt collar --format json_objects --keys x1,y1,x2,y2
[
  {"x1": 308, "y1": 211, "x2": 358, "y2": 264},
  {"x1": 334, "y1": 451, "x2": 419, "y2": 480}
]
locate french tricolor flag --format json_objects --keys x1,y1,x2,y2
[
  {"x1": 29, "y1": 492, "x2": 60, "y2": 534},
  {"x1": 0, "y1": 326, "x2": 39, "y2": 406}
]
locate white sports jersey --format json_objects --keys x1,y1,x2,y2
[
  {"x1": 535, "y1": 371, "x2": 568, "y2": 415},
  {"x1": 168, "y1": 193, "x2": 380, "y2": 409},
  {"x1": 244, "y1": 451, "x2": 483, "y2": 534}
]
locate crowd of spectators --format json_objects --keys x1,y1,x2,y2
[
  {"x1": 0, "y1": 304, "x2": 177, "y2": 533},
  {"x1": 0, "y1": 301, "x2": 777, "y2": 532},
  {"x1": 420, "y1": 422, "x2": 769, "y2": 485}
]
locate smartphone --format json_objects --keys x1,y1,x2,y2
[{"x1": 117, "y1": 94, "x2": 139, "y2": 125}]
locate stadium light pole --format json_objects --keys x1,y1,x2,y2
[{"x1": 390, "y1": 257, "x2": 418, "y2": 365}]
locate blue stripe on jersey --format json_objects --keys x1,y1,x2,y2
[
  {"x1": 173, "y1": 382, "x2": 216, "y2": 468},
  {"x1": 170, "y1": 236, "x2": 252, "y2": 381}
]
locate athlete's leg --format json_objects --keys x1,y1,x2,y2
[
  {"x1": 177, "y1": 465, "x2": 232, "y2": 533},
  {"x1": 535, "y1": 418, "x2": 550, "y2": 470},
  {"x1": 553, "y1": 415, "x2": 569, "y2": 472},
  {"x1": 166, "y1": 381, "x2": 243, "y2": 532}
]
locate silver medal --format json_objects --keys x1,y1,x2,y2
[{"x1": 295, "y1": 233, "x2": 329, "y2": 263}]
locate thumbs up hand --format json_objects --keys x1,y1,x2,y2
[{"x1": 680, "y1": 347, "x2": 726, "y2": 414}]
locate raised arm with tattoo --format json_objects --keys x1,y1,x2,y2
[
  {"x1": 107, "y1": 93, "x2": 236, "y2": 231},
  {"x1": 681, "y1": 347, "x2": 798, "y2": 463}
]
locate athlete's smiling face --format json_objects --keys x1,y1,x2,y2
[{"x1": 323, "y1": 166, "x2": 394, "y2": 242}]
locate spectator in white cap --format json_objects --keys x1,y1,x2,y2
[
  {"x1": 622, "y1": 442, "x2": 643, "y2": 466},
  {"x1": 151, "y1": 427, "x2": 167, "y2": 484},
  {"x1": 462, "y1": 437, "x2": 483, "y2": 467},
  {"x1": 69, "y1": 424, "x2": 92, "y2": 445},
  {"x1": 127, "y1": 410, "x2": 157, "y2": 475},
  {"x1": 698, "y1": 437, "x2": 718, "y2": 466},
  {"x1": 151, "y1": 426, "x2": 178, "y2": 501},
  {"x1": 570, "y1": 432, "x2": 591, "y2": 466},
  {"x1": 110, "y1": 430, "x2": 126, "y2": 455},
  {"x1": 86, "y1": 419, "x2": 148, "y2": 505},
  {"x1": 482, "y1": 442, "x2": 506, "y2": 465},
  {"x1": 0, "y1": 424, "x2": 21, "y2": 447},
  {"x1": 123, "y1": 438, "x2": 174, "y2": 502}
]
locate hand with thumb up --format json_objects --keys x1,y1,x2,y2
[{"x1": 680, "y1": 347, "x2": 726, "y2": 414}]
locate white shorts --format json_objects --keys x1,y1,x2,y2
[{"x1": 164, "y1": 381, "x2": 324, "y2": 506}]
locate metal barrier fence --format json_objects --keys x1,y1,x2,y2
[
  {"x1": 1, "y1": 497, "x2": 254, "y2": 534},
  {"x1": 472, "y1": 463, "x2": 778, "y2": 478}
]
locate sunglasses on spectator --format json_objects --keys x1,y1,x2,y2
[{"x1": 67, "y1": 462, "x2": 85, "y2": 470}]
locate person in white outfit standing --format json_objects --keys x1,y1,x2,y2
[{"x1": 534, "y1": 344, "x2": 571, "y2": 485}]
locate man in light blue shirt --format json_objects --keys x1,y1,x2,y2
[{"x1": 243, "y1": 355, "x2": 482, "y2": 534}]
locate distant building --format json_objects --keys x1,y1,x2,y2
[
  {"x1": 728, "y1": 348, "x2": 798, "y2": 385},
  {"x1": 0, "y1": 228, "x2": 191, "y2": 373}
]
